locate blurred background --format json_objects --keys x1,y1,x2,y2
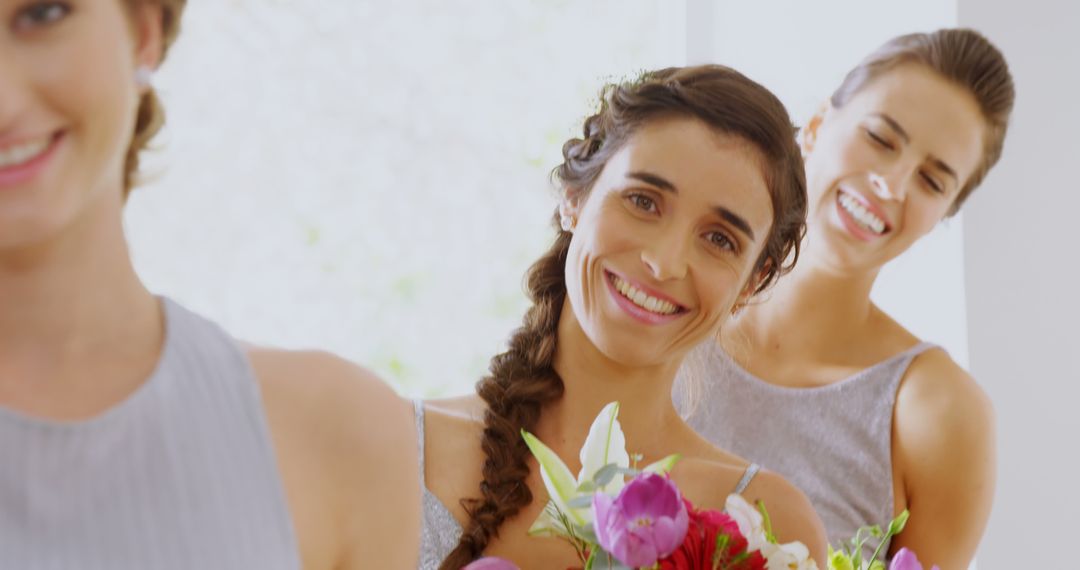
[{"x1": 124, "y1": 0, "x2": 1078, "y2": 566}]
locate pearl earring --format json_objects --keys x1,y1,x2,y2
[
  {"x1": 135, "y1": 65, "x2": 155, "y2": 89},
  {"x1": 560, "y1": 216, "x2": 574, "y2": 232}
]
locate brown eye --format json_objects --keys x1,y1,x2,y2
[
  {"x1": 627, "y1": 193, "x2": 658, "y2": 214},
  {"x1": 14, "y1": 2, "x2": 70, "y2": 31},
  {"x1": 705, "y1": 231, "x2": 736, "y2": 253}
]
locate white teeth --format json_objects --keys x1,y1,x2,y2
[
  {"x1": 0, "y1": 137, "x2": 50, "y2": 169},
  {"x1": 610, "y1": 274, "x2": 680, "y2": 316},
  {"x1": 838, "y1": 193, "x2": 886, "y2": 234}
]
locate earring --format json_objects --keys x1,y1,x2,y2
[
  {"x1": 135, "y1": 65, "x2": 155, "y2": 89},
  {"x1": 560, "y1": 215, "x2": 575, "y2": 232}
]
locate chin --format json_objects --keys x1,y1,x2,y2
[{"x1": 588, "y1": 333, "x2": 671, "y2": 369}]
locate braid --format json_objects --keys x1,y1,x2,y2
[
  {"x1": 440, "y1": 64, "x2": 809, "y2": 568},
  {"x1": 438, "y1": 231, "x2": 570, "y2": 569}
]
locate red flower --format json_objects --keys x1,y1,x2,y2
[{"x1": 658, "y1": 500, "x2": 766, "y2": 570}]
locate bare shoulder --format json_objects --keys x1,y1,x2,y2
[
  {"x1": 246, "y1": 347, "x2": 420, "y2": 569},
  {"x1": 419, "y1": 394, "x2": 488, "y2": 521},
  {"x1": 248, "y1": 347, "x2": 415, "y2": 453},
  {"x1": 894, "y1": 346, "x2": 995, "y2": 494},
  {"x1": 896, "y1": 347, "x2": 994, "y2": 445},
  {"x1": 888, "y1": 347, "x2": 996, "y2": 566}
]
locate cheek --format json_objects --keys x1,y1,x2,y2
[
  {"x1": 38, "y1": 20, "x2": 141, "y2": 136},
  {"x1": 902, "y1": 198, "x2": 949, "y2": 238},
  {"x1": 808, "y1": 132, "x2": 873, "y2": 202},
  {"x1": 693, "y1": 259, "x2": 746, "y2": 316}
]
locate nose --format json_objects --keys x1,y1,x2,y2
[
  {"x1": 0, "y1": 48, "x2": 30, "y2": 135},
  {"x1": 640, "y1": 232, "x2": 689, "y2": 281},
  {"x1": 869, "y1": 170, "x2": 908, "y2": 202}
]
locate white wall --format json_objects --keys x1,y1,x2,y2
[
  {"x1": 127, "y1": 0, "x2": 683, "y2": 397},
  {"x1": 699, "y1": 0, "x2": 970, "y2": 365},
  {"x1": 958, "y1": 0, "x2": 1080, "y2": 566}
]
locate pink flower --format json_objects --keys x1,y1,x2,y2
[
  {"x1": 593, "y1": 473, "x2": 690, "y2": 567},
  {"x1": 889, "y1": 548, "x2": 940, "y2": 570}
]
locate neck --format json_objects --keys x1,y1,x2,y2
[
  {"x1": 0, "y1": 190, "x2": 159, "y2": 381},
  {"x1": 728, "y1": 245, "x2": 881, "y2": 358},
  {"x1": 540, "y1": 301, "x2": 687, "y2": 467}
]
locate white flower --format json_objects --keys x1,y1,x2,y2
[
  {"x1": 762, "y1": 541, "x2": 819, "y2": 570},
  {"x1": 725, "y1": 493, "x2": 769, "y2": 551},
  {"x1": 726, "y1": 494, "x2": 819, "y2": 570},
  {"x1": 577, "y1": 402, "x2": 631, "y2": 496}
]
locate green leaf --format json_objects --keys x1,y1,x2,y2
[
  {"x1": 568, "y1": 495, "x2": 595, "y2": 510},
  {"x1": 527, "y1": 501, "x2": 568, "y2": 537},
  {"x1": 756, "y1": 500, "x2": 778, "y2": 544},
  {"x1": 826, "y1": 546, "x2": 855, "y2": 570},
  {"x1": 887, "y1": 510, "x2": 910, "y2": 537},
  {"x1": 593, "y1": 463, "x2": 622, "y2": 487},
  {"x1": 642, "y1": 453, "x2": 681, "y2": 475},
  {"x1": 522, "y1": 429, "x2": 587, "y2": 526}
]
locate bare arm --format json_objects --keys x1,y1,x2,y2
[
  {"x1": 889, "y1": 349, "x2": 996, "y2": 570},
  {"x1": 251, "y1": 349, "x2": 421, "y2": 570}
]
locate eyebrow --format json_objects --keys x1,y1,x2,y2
[
  {"x1": 930, "y1": 158, "x2": 959, "y2": 185},
  {"x1": 872, "y1": 114, "x2": 959, "y2": 186},
  {"x1": 626, "y1": 170, "x2": 757, "y2": 242},
  {"x1": 873, "y1": 113, "x2": 911, "y2": 144}
]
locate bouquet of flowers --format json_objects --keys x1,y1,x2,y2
[{"x1": 463, "y1": 402, "x2": 818, "y2": 570}]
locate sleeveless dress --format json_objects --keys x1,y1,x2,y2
[
  {"x1": 412, "y1": 400, "x2": 760, "y2": 569},
  {"x1": 0, "y1": 298, "x2": 300, "y2": 569},
  {"x1": 675, "y1": 340, "x2": 939, "y2": 556}
]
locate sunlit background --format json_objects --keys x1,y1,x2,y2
[
  {"x1": 127, "y1": 0, "x2": 966, "y2": 397},
  {"x1": 123, "y1": 1, "x2": 1079, "y2": 566}
]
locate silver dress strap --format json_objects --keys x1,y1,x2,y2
[
  {"x1": 733, "y1": 462, "x2": 761, "y2": 495},
  {"x1": 413, "y1": 399, "x2": 426, "y2": 479}
]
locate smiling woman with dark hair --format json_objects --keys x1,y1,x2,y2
[
  {"x1": 411, "y1": 64, "x2": 828, "y2": 570},
  {"x1": 679, "y1": 28, "x2": 1015, "y2": 569}
]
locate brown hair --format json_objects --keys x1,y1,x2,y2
[
  {"x1": 122, "y1": 0, "x2": 187, "y2": 196},
  {"x1": 830, "y1": 28, "x2": 1015, "y2": 216},
  {"x1": 439, "y1": 64, "x2": 807, "y2": 569}
]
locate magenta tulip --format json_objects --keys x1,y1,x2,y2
[
  {"x1": 592, "y1": 472, "x2": 690, "y2": 567},
  {"x1": 889, "y1": 548, "x2": 940, "y2": 570},
  {"x1": 461, "y1": 557, "x2": 520, "y2": 570}
]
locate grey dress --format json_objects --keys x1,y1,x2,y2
[
  {"x1": 0, "y1": 298, "x2": 300, "y2": 569},
  {"x1": 675, "y1": 339, "x2": 939, "y2": 557},
  {"x1": 413, "y1": 400, "x2": 759, "y2": 569}
]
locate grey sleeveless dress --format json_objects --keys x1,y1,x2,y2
[
  {"x1": 0, "y1": 298, "x2": 300, "y2": 569},
  {"x1": 413, "y1": 400, "x2": 760, "y2": 569},
  {"x1": 675, "y1": 340, "x2": 939, "y2": 556}
]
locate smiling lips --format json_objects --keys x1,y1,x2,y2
[
  {"x1": 0, "y1": 136, "x2": 52, "y2": 170},
  {"x1": 836, "y1": 188, "x2": 891, "y2": 239},
  {"x1": 0, "y1": 133, "x2": 60, "y2": 188},
  {"x1": 604, "y1": 270, "x2": 688, "y2": 325}
]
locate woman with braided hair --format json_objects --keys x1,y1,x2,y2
[
  {"x1": 0, "y1": 1, "x2": 418, "y2": 567},
  {"x1": 415, "y1": 64, "x2": 828, "y2": 569}
]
